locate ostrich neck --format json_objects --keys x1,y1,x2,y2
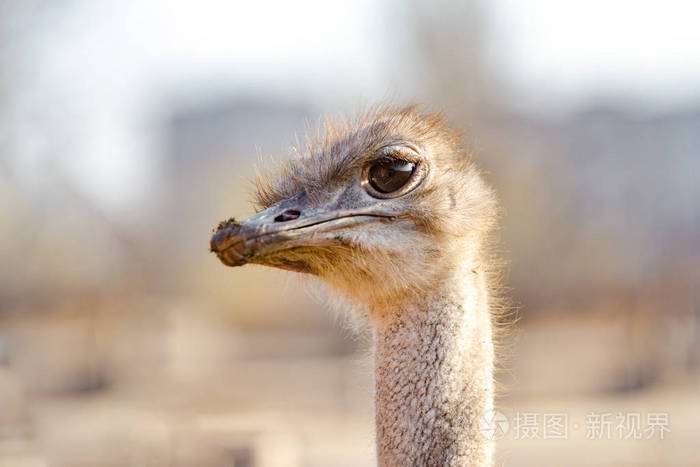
[{"x1": 372, "y1": 266, "x2": 494, "y2": 466}]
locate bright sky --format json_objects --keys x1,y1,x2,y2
[
  {"x1": 29, "y1": 0, "x2": 700, "y2": 111},
  {"x1": 10, "y1": 0, "x2": 700, "y2": 208},
  {"x1": 489, "y1": 0, "x2": 700, "y2": 108}
]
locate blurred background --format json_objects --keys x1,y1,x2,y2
[{"x1": 1, "y1": 1, "x2": 699, "y2": 465}]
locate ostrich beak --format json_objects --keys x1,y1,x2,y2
[{"x1": 210, "y1": 192, "x2": 393, "y2": 272}]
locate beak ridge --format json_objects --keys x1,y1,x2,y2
[{"x1": 210, "y1": 192, "x2": 394, "y2": 269}]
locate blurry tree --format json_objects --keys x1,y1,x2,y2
[
  {"x1": 384, "y1": 0, "x2": 498, "y2": 117},
  {"x1": 0, "y1": 0, "x2": 152, "y2": 304}
]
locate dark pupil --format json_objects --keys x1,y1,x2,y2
[{"x1": 368, "y1": 159, "x2": 415, "y2": 193}]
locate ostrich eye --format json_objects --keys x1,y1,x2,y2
[
  {"x1": 361, "y1": 150, "x2": 428, "y2": 199},
  {"x1": 367, "y1": 159, "x2": 415, "y2": 194}
]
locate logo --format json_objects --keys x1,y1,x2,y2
[{"x1": 478, "y1": 410, "x2": 509, "y2": 440}]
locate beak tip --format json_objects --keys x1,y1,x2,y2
[{"x1": 210, "y1": 218, "x2": 251, "y2": 267}]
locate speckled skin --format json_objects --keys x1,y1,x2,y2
[{"x1": 373, "y1": 263, "x2": 494, "y2": 466}]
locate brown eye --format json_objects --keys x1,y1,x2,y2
[
  {"x1": 367, "y1": 159, "x2": 415, "y2": 193},
  {"x1": 361, "y1": 146, "x2": 429, "y2": 199}
]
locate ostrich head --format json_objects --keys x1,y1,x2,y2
[{"x1": 211, "y1": 106, "x2": 498, "y2": 311}]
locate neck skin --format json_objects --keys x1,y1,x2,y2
[{"x1": 371, "y1": 263, "x2": 494, "y2": 466}]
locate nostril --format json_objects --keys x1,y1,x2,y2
[{"x1": 274, "y1": 209, "x2": 301, "y2": 222}]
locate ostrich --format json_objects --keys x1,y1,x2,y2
[{"x1": 210, "y1": 105, "x2": 505, "y2": 466}]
